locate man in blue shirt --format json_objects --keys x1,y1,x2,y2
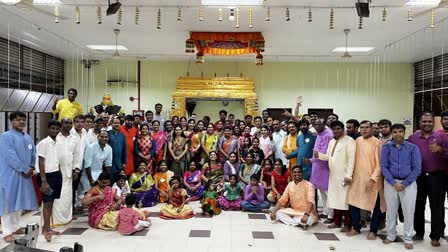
[
  {"x1": 0, "y1": 112, "x2": 38, "y2": 243},
  {"x1": 108, "y1": 117, "x2": 127, "y2": 176},
  {"x1": 380, "y1": 123, "x2": 421, "y2": 250},
  {"x1": 287, "y1": 119, "x2": 316, "y2": 181}
]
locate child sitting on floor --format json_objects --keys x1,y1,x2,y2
[
  {"x1": 116, "y1": 194, "x2": 151, "y2": 235},
  {"x1": 201, "y1": 181, "x2": 222, "y2": 216},
  {"x1": 112, "y1": 174, "x2": 130, "y2": 202}
]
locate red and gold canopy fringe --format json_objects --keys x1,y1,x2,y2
[{"x1": 185, "y1": 32, "x2": 265, "y2": 65}]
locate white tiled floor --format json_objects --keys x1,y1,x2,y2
[{"x1": 0, "y1": 201, "x2": 447, "y2": 252}]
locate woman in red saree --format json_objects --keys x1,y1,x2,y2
[
  {"x1": 134, "y1": 124, "x2": 156, "y2": 174},
  {"x1": 82, "y1": 173, "x2": 122, "y2": 230},
  {"x1": 151, "y1": 120, "x2": 167, "y2": 163}
]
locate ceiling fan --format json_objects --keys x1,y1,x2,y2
[
  {"x1": 342, "y1": 29, "x2": 352, "y2": 59},
  {"x1": 112, "y1": 28, "x2": 121, "y2": 59},
  {"x1": 414, "y1": 0, "x2": 448, "y2": 18},
  {"x1": 1, "y1": 0, "x2": 68, "y2": 20}
]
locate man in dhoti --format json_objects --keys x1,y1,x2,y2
[{"x1": 51, "y1": 118, "x2": 81, "y2": 227}]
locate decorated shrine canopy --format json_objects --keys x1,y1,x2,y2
[{"x1": 185, "y1": 32, "x2": 265, "y2": 55}]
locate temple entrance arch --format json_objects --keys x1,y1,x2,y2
[{"x1": 170, "y1": 77, "x2": 258, "y2": 119}]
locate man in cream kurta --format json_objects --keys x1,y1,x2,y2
[
  {"x1": 347, "y1": 120, "x2": 385, "y2": 240},
  {"x1": 317, "y1": 120, "x2": 356, "y2": 232},
  {"x1": 52, "y1": 118, "x2": 82, "y2": 227}
]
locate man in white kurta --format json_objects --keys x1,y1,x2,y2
[
  {"x1": 317, "y1": 121, "x2": 356, "y2": 232},
  {"x1": 52, "y1": 118, "x2": 81, "y2": 227}
]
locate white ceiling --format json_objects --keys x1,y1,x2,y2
[{"x1": 1, "y1": 0, "x2": 448, "y2": 62}]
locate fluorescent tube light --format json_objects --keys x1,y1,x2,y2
[
  {"x1": 22, "y1": 39, "x2": 40, "y2": 48},
  {"x1": 405, "y1": 0, "x2": 441, "y2": 6},
  {"x1": 201, "y1": 0, "x2": 263, "y2": 6},
  {"x1": 32, "y1": 0, "x2": 63, "y2": 5},
  {"x1": 0, "y1": 0, "x2": 21, "y2": 4},
  {"x1": 87, "y1": 45, "x2": 128, "y2": 51},
  {"x1": 332, "y1": 47, "x2": 375, "y2": 52}
]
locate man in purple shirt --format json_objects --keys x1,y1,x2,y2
[
  {"x1": 305, "y1": 118, "x2": 333, "y2": 223},
  {"x1": 240, "y1": 174, "x2": 270, "y2": 212},
  {"x1": 381, "y1": 123, "x2": 421, "y2": 250},
  {"x1": 408, "y1": 112, "x2": 448, "y2": 247}
]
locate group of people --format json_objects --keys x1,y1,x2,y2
[{"x1": 0, "y1": 88, "x2": 447, "y2": 250}]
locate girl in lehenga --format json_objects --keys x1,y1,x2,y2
[
  {"x1": 200, "y1": 123, "x2": 219, "y2": 165},
  {"x1": 218, "y1": 174, "x2": 243, "y2": 211},
  {"x1": 129, "y1": 161, "x2": 160, "y2": 207},
  {"x1": 159, "y1": 176, "x2": 195, "y2": 220},
  {"x1": 151, "y1": 120, "x2": 167, "y2": 164},
  {"x1": 201, "y1": 151, "x2": 224, "y2": 192},
  {"x1": 168, "y1": 125, "x2": 188, "y2": 177},
  {"x1": 201, "y1": 180, "x2": 221, "y2": 216},
  {"x1": 82, "y1": 173, "x2": 122, "y2": 230}
]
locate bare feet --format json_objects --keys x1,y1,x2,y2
[
  {"x1": 328, "y1": 223, "x2": 341, "y2": 229},
  {"x1": 49, "y1": 229, "x2": 61, "y2": 235},
  {"x1": 346, "y1": 229, "x2": 360, "y2": 237},
  {"x1": 383, "y1": 239, "x2": 393, "y2": 244},
  {"x1": 13, "y1": 228, "x2": 25, "y2": 235},
  {"x1": 3, "y1": 235, "x2": 15, "y2": 243},
  {"x1": 340, "y1": 226, "x2": 351, "y2": 233},
  {"x1": 261, "y1": 209, "x2": 270, "y2": 214},
  {"x1": 431, "y1": 240, "x2": 440, "y2": 247},
  {"x1": 404, "y1": 243, "x2": 413, "y2": 250},
  {"x1": 44, "y1": 232, "x2": 52, "y2": 242},
  {"x1": 367, "y1": 232, "x2": 377, "y2": 240}
]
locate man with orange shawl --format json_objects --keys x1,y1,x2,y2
[{"x1": 120, "y1": 115, "x2": 138, "y2": 176}]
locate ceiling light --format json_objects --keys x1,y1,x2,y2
[
  {"x1": 332, "y1": 47, "x2": 375, "y2": 52},
  {"x1": 201, "y1": 0, "x2": 263, "y2": 6},
  {"x1": 0, "y1": 0, "x2": 21, "y2": 4},
  {"x1": 405, "y1": 0, "x2": 441, "y2": 6},
  {"x1": 32, "y1": 0, "x2": 62, "y2": 5},
  {"x1": 87, "y1": 45, "x2": 128, "y2": 50},
  {"x1": 22, "y1": 39, "x2": 40, "y2": 48}
]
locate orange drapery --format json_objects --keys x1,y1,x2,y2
[{"x1": 187, "y1": 32, "x2": 265, "y2": 56}]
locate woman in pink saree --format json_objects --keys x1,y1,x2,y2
[
  {"x1": 151, "y1": 120, "x2": 167, "y2": 163},
  {"x1": 82, "y1": 173, "x2": 122, "y2": 230}
]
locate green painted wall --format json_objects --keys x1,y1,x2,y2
[{"x1": 65, "y1": 60, "x2": 413, "y2": 126}]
